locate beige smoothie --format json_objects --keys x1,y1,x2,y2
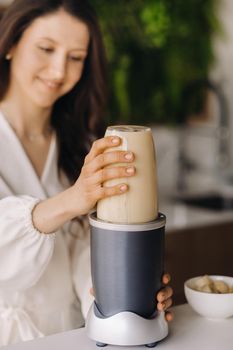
[{"x1": 97, "y1": 125, "x2": 158, "y2": 223}]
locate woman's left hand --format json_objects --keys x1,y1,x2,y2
[
  {"x1": 157, "y1": 273, "x2": 173, "y2": 322},
  {"x1": 90, "y1": 273, "x2": 173, "y2": 321}
]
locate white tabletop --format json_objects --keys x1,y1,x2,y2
[{"x1": 4, "y1": 304, "x2": 233, "y2": 350}]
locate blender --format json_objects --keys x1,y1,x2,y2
[{"x1": 85, "y1": 126, "x2": 168, "y2": 347}]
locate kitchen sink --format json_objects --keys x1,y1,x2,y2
[{"x1": 177, "y1": 194, "x2": 233, "y2": 211}]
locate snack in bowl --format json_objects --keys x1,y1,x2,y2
[
  {"x1": 184, "y1": 275, "x2": 233, "y2": 319},
  {"x1": 193, "y1": 275, "x2": 233, "y2": 294}
]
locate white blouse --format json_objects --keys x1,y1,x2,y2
[{"x1": 0, "y1": 111, "x2": 93, "y2": 346}]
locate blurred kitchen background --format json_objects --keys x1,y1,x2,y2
[{"x1": 1, "y1": 0, "x2": 233, "y2": 304}]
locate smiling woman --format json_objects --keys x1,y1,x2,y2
[
  {"x1": 7, "y1": 9, "x2": 89, "y2": 108},
  {"x1": 0, "y1": 0, "x2": 107, "y2": 182},
  {"x1": 1, "y1": 8, "x2": 91, "y2": 177},
  {"x1": 0, "y1": 0, "x2": 172, "y2": 346}
]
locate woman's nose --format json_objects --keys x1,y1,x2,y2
[{"x1": 48, "y1": 55, "x2": 67, "y2": 81}]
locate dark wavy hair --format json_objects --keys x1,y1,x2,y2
[{"x1": 0, "y1": 0, "x2": 107, "y2": 184}]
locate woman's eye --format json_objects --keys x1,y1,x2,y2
[
  {"x1": 69, "y1": 56, "x2": 83, "y2": 62},
  {"x1": 39, "y1": 46, "x2": 54, "y2": 53}
]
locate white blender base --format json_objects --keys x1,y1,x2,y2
[{"x1": 85, "y1": 303, "x2": 168, "y2": 347}]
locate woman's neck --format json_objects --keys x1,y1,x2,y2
[{"x1": 0, "y1": 95, "x2": 52, "y2": 139}]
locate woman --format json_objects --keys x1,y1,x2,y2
[{"x1": 0, "y1": 0, "x2": 173, "y2": 346}]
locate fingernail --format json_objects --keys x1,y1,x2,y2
[
  {"x1": 126, "y1": 167, "x2": 135, "y2": 174},
  {"x1": 125, "y1": 152, "x2": 133, "y2": 160},
  {"x1": 112, "y1": 137, "x2": 120, "y2": 144},
  {"x1": 165, "y1": 274, "x2": 171, "y2": 282},
  {"x1": 166, "y1": 312, "x2": 173, "y2": 322},
  {"x1": 120, "y1": 184, "x2": 127, "y2": 192}
]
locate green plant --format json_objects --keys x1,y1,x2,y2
[{"x1": 90, "y1": 0, "x2": 219, "y2": 125}]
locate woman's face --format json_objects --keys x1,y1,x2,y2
[{"x1": 8, "y1": 8, "x2": 90, "y2": 108}]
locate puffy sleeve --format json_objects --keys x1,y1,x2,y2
[
  {"x1": 69, "y1": 219, "x2": 93, "y2": 319},
  {"x1": 0, "y1": 195, "x2": 55, "y2": 291}
]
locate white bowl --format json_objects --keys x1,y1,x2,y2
[{"x1": 184, "y1": 275, "x2": 233, "y2": 319}]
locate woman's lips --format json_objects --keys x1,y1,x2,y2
[{"x1": 38, "y1": 77, "x2": 62, "y2": 91}]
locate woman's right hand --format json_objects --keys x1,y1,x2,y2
[
  {"x1": 71, "y1": 136, "x2": 135, "y2": 216},
  {"x1": 32, "y1": 136, "x2": 135, "y2": 234}
]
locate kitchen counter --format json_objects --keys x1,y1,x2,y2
[
  {"x1": 160, "y1": 198, "x2": 233, "y2": 232},
  {"x1": 4, "y1": 304, "x2": 233, "y2": 350}
]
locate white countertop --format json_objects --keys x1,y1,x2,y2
[
  {"x1": 160, "y1": 199, "x2": 233, "y2": 232},
  {"x1": 4, "y1": 304, "x2": 233, "y2": 350}
]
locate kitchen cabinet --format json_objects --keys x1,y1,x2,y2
[{"x1": 164, "y1": 220, "x2": 233, "y2": 305}]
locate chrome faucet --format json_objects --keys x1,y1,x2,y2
[{"x1": 177, "y1": 79, "x2": 230, "y2": 193}]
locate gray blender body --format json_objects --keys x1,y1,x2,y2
[
  {"x1": 90, "y1": 213, "x2": 165, "y2": 319},
  {"x1": 86, "y1": 213, "x2": 168, "y2": 347}
]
